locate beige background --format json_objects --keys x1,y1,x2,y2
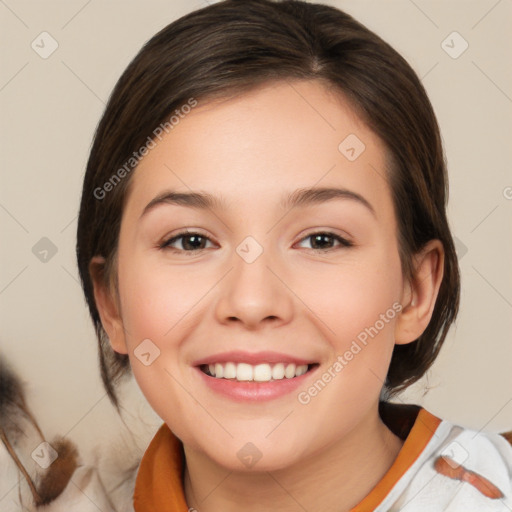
[{"x1": 1, "y1": 0, "x2": 511, "y2": 468}]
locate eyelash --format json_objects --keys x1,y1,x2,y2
[{"x1": 159, "y1": 230, "x2": 353, "y2": 254}]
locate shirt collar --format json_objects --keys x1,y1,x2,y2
[{"x1": 133, "y1": 402, "x2": 442, "y2": 511}]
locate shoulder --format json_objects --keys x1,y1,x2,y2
[
  {"x1": 434, "y1": 419, "x2": 512, "y2": 482},
  {"x1": 378, "y1": 408, "x2": 512, "y2": 511},
  {"x1": 414, "y1": 415, "x2": 512, "y2": 510}
]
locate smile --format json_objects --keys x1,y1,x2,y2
[
  {"x1": 200, "y1": 362, "x2": 316, "y2": 382},
  {"x1": 192, "y1": 350, "x2": 320, "y2": 401}
]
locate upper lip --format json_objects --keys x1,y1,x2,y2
[{"x1": 191, "y1": 350, "x2": 316, "y2": 366}]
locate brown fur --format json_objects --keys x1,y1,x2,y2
[
  {"x1": 36, "y1": 437, "x2": 79, "y2": 505},
  {"x1": 501, "y1": 431, "x2": 512, "y2": 446}
]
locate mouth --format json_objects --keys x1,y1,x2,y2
[
  {"x1": 192, "y1": 350, "x2": 320, "y2": 401},
  {"x1": 199, "y1": 362, "x2": 319, "y2": 382}
]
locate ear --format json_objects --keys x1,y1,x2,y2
[
  {"x1": 89, "y1": 256, "x2": 128, "y2": 354},
  {"x1": 394, "y1": 239, "x2": 444, "y2": 345}
]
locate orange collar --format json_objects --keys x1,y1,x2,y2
[{"x1": 133, "y1": 403, "x2": 442, "y2": 511}]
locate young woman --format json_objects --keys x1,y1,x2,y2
[{"x1": 76, "y1": 1, "x2": 512, "y2": 510}]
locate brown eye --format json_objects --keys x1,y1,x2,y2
[
  {"x1": 160, "y1": 231, "x2": 214, "y2": 252},
  {"x1": 296, "y1": 232, "x2": 353, "y2": 251}
]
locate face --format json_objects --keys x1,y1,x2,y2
[{"x1": 98, "y1": 79, "x2": 417, "y2": 471}]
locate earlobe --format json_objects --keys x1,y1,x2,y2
[
  {"x1": 89, "y1": 256, "x2": 128, "y2": 355},
  {"x1": 394, "y1": 240, "x2": 445, "y2": 345}
]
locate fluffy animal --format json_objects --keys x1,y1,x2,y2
[{"x1": 0, "y1": 355, "x2": 159, "y2": 512}]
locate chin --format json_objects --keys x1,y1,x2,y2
[
  {"x1": 199, "y1": 432, "x2": 310, "y2": 473},
  {"x1": 215, "y1": 447, "x2": 302, "y2": 473}
]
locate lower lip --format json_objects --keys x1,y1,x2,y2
[{"x1": 194, "y1": 366, "x2": 318, "y2": 402}]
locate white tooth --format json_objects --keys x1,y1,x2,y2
[
  {"x1": 284, "y1": 363, "x2": 296, "y2": 379},
  {"x1": 253, "y1": 364, "x2": 272, "y2": 382},
  {"x1": 295, "y1": 364, "x2": 308, "y2": 377},
  {"x1": 272, "y1": 363, "x2": 285, "y2": 380},
  {"x1": 224, "y1": 362, "x2": 236, "y2": 379},
  {"x1": 208, "y1": 362, "x2": 308, "y2": 381},
  {"x1": 236, "y1": 363, "x2": 253, "y2": 381}
]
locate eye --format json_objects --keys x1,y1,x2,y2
[
  {"x1": 296, "y1": 231, "x2": 353, "y2": 252},
  {"x1": 159, "y1": 230, "x2": 215, "y2": 252},
  {"x1": 159, "y1": 230, "x2": 353, "y2": 254}
]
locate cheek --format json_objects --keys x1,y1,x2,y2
[
  {"x1": 294, "y1": 261, "x2": 402, "y2": 430},
  {"x1": 298, "y1": 246, "x2": 403, "y2": 347},
  {"x1": 118, "y1": 257, "x2": 212, "y2": 345},
  {"x1": 116, "y1": 258, "x2": 206, "y2": 426},
  {"x1": 294, "y1": 244, "x2": 403, "y2": 408}
]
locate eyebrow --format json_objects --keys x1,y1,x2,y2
[{"x1": 140, "y1": 186, "x2": 376, "y2": 219}]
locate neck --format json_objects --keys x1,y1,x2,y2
[{"x1": 183, "y1": 404, "x2": 403, "y2": 512}]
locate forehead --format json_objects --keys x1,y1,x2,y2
[{"x1": 124, "y1": 79, "x2": 393, "y2": 220}]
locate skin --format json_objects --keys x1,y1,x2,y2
[{"x1": 91, "y1": 79, "x2": 444, "y2": 512}]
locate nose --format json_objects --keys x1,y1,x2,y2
[{"x1": 214, "y1": 243, "x2": 294, "y2": 330}]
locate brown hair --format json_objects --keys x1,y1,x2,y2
[{"x1": 76, "y1": 0, "x2": 460, "y2": 408}]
